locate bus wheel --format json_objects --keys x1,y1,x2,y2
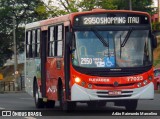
[
  {"x1": 87, "y1": 101, "x2": 106, "y2": 108},
  {"x1": 59, "y1": 86, "x2": 76, "y2": 111},
  {"x1": 124, "y1": 100, "x2": 138, "y2": 110},
  {"x1": 158, "y1": 84, "x2": 160, "y2": 91},
  {"x1": 62, "y1": 101, "x2": 76, "y2": 112},
  {"x1": 46, "y1": 100, "x2": 55, "y2": 108},
  {"x1": 34, "y1": 84, "x2": 44, "y2": 108},
  {"x1": 59, "y1": 85, "x2": 65, "y2": 110},
  {"x1": 97, "y1": 102, "x2": 106, "y2": 107}
]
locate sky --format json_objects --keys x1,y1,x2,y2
[{"x1": 153, "y1": 0, "x2": 158, "y2": 7}]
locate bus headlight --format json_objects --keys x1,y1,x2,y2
[
  {"x1": 81, "y1": 81, "x2": 86, "y2": 86},
  {"x1": 143, "y1": 80, "x2": 148, "y2": 85},
  {"x1": 137, "y1": 82, "x2": 142, "y2": 87},
  {"x1": 148, "y1": 76, "x2": 152, "y2": 81},
  {"x1": 88, "y1": 84, "x2": 92, "y2": 89}
]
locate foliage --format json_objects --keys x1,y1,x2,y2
[
  {"x1": 0, "y1": 0, "x2": 155, "y2": 66},
  {"x1": 152, "y1": 22, "x2": 160, "y2": 31},
  {"x1": 113, "y1": 0, "x2": 154, "y2": 14},
  {"x1": 0, "y1": 0, "x2": 48, "y2": 66},
  {"x1": 0, "y1": 32, "x2": 13, "y2": 67},
  {"x1": 47, "y1": 0, "x2": 154, "y2": 16}
]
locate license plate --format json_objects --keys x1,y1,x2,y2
[{"x1": 108, "y1": 90, "x2": 122, "y2": 96}]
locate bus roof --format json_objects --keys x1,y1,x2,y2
[
  {"x1": 25, "y1": 14, "x2": 70, "y2": 30},
  {"x1": 25, "y1": 9, "x2": 150, "y2": 30}
]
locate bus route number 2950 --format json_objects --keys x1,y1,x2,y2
[{"x1": 81, "y1": 58, "x2": 92, "y2": 65}]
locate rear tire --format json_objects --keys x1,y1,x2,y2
[
  {"x1": 34, "y1": 83, "x2": 45, "y2": 108},
  {"x1": 46, "y1": 100, "x2": 55, "y2": 108}
]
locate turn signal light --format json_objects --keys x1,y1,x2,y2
[
  {"x1": 148, "y1": 76, "x2": 152, "y2": 81},
  {"x1": 143, "y1": 80, "x2": 148, "y2": 85},
  {"x1": 137, "y1": 82, "x2": 142, "y2": 88},
  {"x1": 81, "y1": 81, "x2": 86, "y2": 86},
  {"x1": 88, "y1": 84, "x2": 92, "y2": 89}
]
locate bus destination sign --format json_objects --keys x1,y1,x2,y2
[{"x1": 74, "y1": 13, "x2": 149, "y2": 26}]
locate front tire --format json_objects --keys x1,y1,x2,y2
[
  {"x1": 34, "y1": 83, "x2": 45, "y2": 108},
  {"x1": 158, "y1": 83, "x2": 160, "y2": 91},
  {"x1": 46, "y1": 100, "x2": 55, "y2": 108},
  {"x1": 124, "y1": 100, "x2": 138, "y2": 110},
  {"x1": 59, "y1": 85, "x2": 76, "y2": 111},
  {"x1": 87, "y1": 101, "x2": 106, "y2": 108}
]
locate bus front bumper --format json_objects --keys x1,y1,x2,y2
[{"x1": 71, "y1": 82, "x2": 154, "y2": 101}]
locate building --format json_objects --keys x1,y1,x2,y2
[{"x1": 152, "y1": 13, "x2": 158, "y2": 22}]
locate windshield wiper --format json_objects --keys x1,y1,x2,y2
[
  {"x1": 121, "y1": 27, "x2": 133, "y2": 47},
  {"x1": 92, "y1": 28, "x2": 109, "y2": 47},
  {"x1": 119, "y1": 28, "x2": 133, "y2": 59}
]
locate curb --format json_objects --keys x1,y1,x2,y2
[{"x1": 0, "y1": 91, "x2": 26, "y2": 94}]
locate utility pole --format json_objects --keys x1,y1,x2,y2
[
  {"x1": 129, "y1": 0, "x2": 132, "y2": 10},
  {"x1": 158, "y1": 0, "x2": 160, "y2": 22},
  {"x1": 13, "y1": 16, "x2": 18, "y2": 90}
]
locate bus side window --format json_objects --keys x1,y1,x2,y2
[
  {"x1": 30, "y1": 31, "x2": 33, "y2": 58},
  {"x1": 57, "y1": 25, "x2": 63, "y2": 56},
  {"x1": 32, "y1": 30, "x2": 36, "y2": 58},
  {"x1": 35, "y1": 29, "x2": 40, "y2": 57},
  {"x1": 26, "y1": 31, "x2": 29, "y2": 58},
  {"x1": 27, "y1": 31, "x2": 32, "y2": 58},
  {"x1": 48, "y1": 26, "x2": 55, "y2": 57}
]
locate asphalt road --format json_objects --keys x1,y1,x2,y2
[{"x1": 0, "y1": 92, "x2": 160, "y2": 119}]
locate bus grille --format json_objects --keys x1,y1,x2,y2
[
  {"x1": 96, "y1": 91, "x2": 133, "y2": 98},
  {"x1": 95, "y1": 83, "x2": 135, "y2": 87}
]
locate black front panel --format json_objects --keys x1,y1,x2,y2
[
  {"x1": 73, "y1": 65, "x2": 152, "y2": 77},
  {"x1": 74, "y1": 13, "x2": 150, "y2": 26},
  {"x1": 41, "y1": 30, "x2": 47, "y2": 98}
]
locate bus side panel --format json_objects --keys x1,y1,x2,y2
[
  {"x1": 35, "y1": 58, "x2": 41, "y2": 88},
  {"x1": 25, "y1": 59, "x2": 37, "y2": 96},
  {"x1": 46, "y1": 57, "x2": 64, "y2": 101}
]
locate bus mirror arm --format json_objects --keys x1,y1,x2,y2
[
  {"x1": 66, "y1": 32, "x2": 75, "y2": 54},
  {"x1": 66, "y1": 32, "x2": 72, "y2": 47},
  {"x1": 151, "y1": 34, "x2": 157, "y2": 49}
]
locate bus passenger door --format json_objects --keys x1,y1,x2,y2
[{"x1": 41, "y1": 30, "x2": 47, "y2": 100}]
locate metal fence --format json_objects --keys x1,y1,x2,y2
[
  {"x1": 19, "y1": 74, "x2": 25, "y2": 90},
  {"x1": 0, "y1": 75, "x2": 25, "y2": 92},
  {"x1": 0, "y1": 81, "x2": 15, "y2": 92}
]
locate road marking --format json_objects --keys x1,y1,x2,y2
[
  {"x1": 20, "y1": 98, "x2": 34, "y2": 100},
  {"x1": 0, "y1": 107, "x2": 5, "y2": 110},
  {"x1": 24, "y1": 117, "x2": 37, "y2": 119}
]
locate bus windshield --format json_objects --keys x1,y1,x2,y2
[{"x1": 72, "y1": 30, "x2": 152, "y2": 68}]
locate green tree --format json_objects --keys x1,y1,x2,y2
[
  {"x1": 46, "y1": 0, "x2": 117, "y2": 16},
  {"x1": 0, "y1": 0, "x2": 48, "y2": 66},
  {"x1": 113, "y1": 0, "x2": 154, "y2": 14},
  {"x1": 47, "y1": 0, "x2": 154, "y2": 16}
]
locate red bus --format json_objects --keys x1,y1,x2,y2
[{"x1": 25, "y1": 9, "x2": 157, "y2": 110}]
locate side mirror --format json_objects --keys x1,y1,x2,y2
[
  {"x1": 151, "y1": 34, "x2": 157, "y2": 48},
  {"x1": 66, "y1": 32, "x2": 76, "y2": 53}
]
